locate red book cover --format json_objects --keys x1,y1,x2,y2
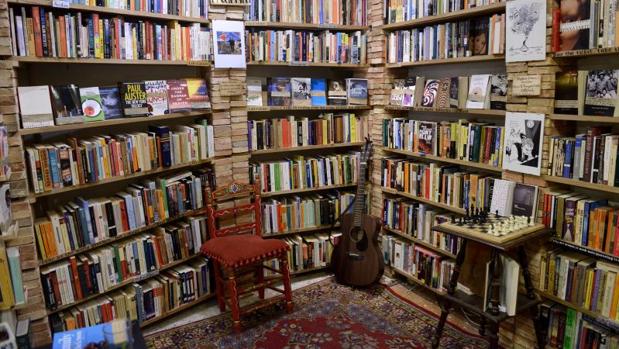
[
  {"x1": 551, "y1": 8, "x2": 560, "y2": 52},
  {"x1": 614, "y1": 214, "x2": 619, "y2": 256},
  {"x1": 152, "y1": 236, "x2": 164, "y2": 266},
  {"x1": 166, "y1": 79, "x2": 191, "y2": 112},
  {"x1": 58, "y1": 15, "x2": 66, "y2": 57},
  {"x1": 119, "y1": 200, "x2": 129, "y2": 232},
  {"x1": 50, "y1": 271, "x2": 62, "y2": 306},
  {"x1": 31, "y1": 7, "x2": 43, "y2": 57},
  {"x1": 69, "y1": 256, "x2": 83, "y2": 300},
  {"x1": 80, "y1": 257, "x2": 92, "y2": 294}
]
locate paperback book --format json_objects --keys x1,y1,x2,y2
[{"x1": 120, "y1": 82, "x2": 149, "y2": 117}]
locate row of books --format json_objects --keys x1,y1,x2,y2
[
  {"x1": 9, "y1": 6, "x2": 212, "y2": 60},
  {"x1": 246, "y1": 0, "x2": 367, "y2": 26},
  {"x1": 246, "y1": 30, "x2": 367, "y2": 64},
  {"x1": 555, "y1": 0, "x2": 619, "y2": 52},
  {"x1": 382, "y1": 235, "x2": 454, "y2": 292},
  {"x1": 542, "y1": 191, "x2": 619, "y2": 257},
  {"x1": 382, "y1": 118, "x2": 504, "y2": 167},
  {"x1": 248, "y1": 114, "x2": 367, "y2": 151},
  {"x1": 381, "y1": 159, "x2": 539, "y2": 217},
  {"x1": 548, "y1": 128, "x2": 619, "y2": 187},
  {"x1": 40, "y1": 215, "x2": 207, "y2": 309},
  {"x1": 0, "y1": 246, "x2": 26, "y2": 310},
  {"x1": 250, "y1": 153, "x2": 359, "y2": 194},
  {"x1": 61, "y1": 0, "x2": 209, "y2": 18},
  {"x1": 390, "y1": 74, "x2": 506, "y2": 110},
  {"x1": 386, "y1": 14, "x2": 505, "y2": 63},
  {"x1": 555, "y1": 70, "x2": 619, "y2": 117},
  {"x1": 49, "y1": 258, "x2": 211, "y2": 332},
  {"x1": 33, "y1": 169, "x2": 215, "y2": 261},
  {"x1": 247, "y1": 77, "x2": 368, "y2": 107},
  {"x1": 539, "y1": 250, "x2": 619, "y2": 322},
  {"x1": 261, "y1": 191, "x2": 355, "y2": 235},
  {"x1": 540, "y1": 304, "x2": 619, "y2": 348},
  {"x1": 282, "y1": 233, "x2": 338, "y2": 272},
  {"x1": 18, "y1": 79, "x2": 211, "y2": 129},
  {"x1": 26, "y1": 122, "x2": 214, "y2": 194},
  {"x1": 382, "y1": 198, "x2": 462, "y2": 256},
  {"x1": 385, "y1": 0, "x2": 501, "y2": 24}
]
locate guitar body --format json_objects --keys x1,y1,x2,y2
[{"x1": 331, "y1": 212, "x2": 384, "y2": 287}]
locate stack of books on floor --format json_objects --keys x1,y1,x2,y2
[{"x1": 247, "y1": 0, "x2": 367, "y2": 26}]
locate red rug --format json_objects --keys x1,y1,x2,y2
[{"x1": 145, "y1": 278, "x2": 488, "y2": 348}]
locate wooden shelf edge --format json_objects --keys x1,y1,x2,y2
[
  {"x1": 548, "y1": 114, "x2": 619, "y2": 124},
  {"x1": 381, "y1": 187, "x2": 466, "y2": 215},
  {"x1": 245, "y1": 21, "x2": 368, "y2": 31},
  {"x1": 382, "y1": 147, "x2": 503, "y2": 173},
  {"x1": 250, "y1": 142, "x2": 364, "y2": 155},
  {"x1": 384, "y1": 105, "x2": 506, "y2": 116},
  {"x1": 382, "y1": 227, "x2": 457, "y2": 259},
  {"x1": 541, "y1": 175, "x2": 619, "y2": 195},
  {"x1": 13, "y1": 56, "x2": 211, "y2": 66},
  {"x1": 386, "y1": 55, "x2": 504, "y2": 68},
  {"x1": 538, "y1": 291, "x2": 619, "y2": 329},
  {"x1": 248, "y1": 105, "x2": 370, "y2": 112},
  {"x1": 140, "y1": 293, "x2": 215, "y2": 328},
  {"x1": 381, "y1": 2, "x2": 506, "y2": 31},
  {"x1": 7, "y1": 0, "x2": 210, "y2": 23},
  {"x1": 247, "y1": 62, "x2": 368, "y2": 68},
  {"x1": 391, "y1": 267, "x2": 446, "y2": 295},
  {"x1": 260, "y1": 184, "x2": 357, "y2": 198},
  {"x1": 263, "y1": 224, "x2": 340, "y2": 238},
  {"x1": 554, "y1": 47, "x2": 619, "y2": 59},
  {"x1": 550, "y1": 238, "x2": 619, "y2": 264}
]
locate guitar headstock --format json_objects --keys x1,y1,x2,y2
[{"x1": 360, "y1": 137, "x2": 373, "y2": 165}]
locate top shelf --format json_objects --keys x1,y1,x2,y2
[
  {"x1": 245, "y1": 21, "x2": 368, "y2": 31},
  {"x1": 12, "y1": 56, "x2": 211, "y2": 66},
  {"x1": 381, "y1": 2, "x2": 505, "y2": 31},
  {"x1": 7, "y1": 0, "x2": 210, "y2": 24}
]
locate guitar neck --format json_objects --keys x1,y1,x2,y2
[{"x1": 353, "y1": 162, "x2": 367, "y2": 227}]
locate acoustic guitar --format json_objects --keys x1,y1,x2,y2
[{"x1": 331, "y1": 139, "x2": 384, "y2": 287}]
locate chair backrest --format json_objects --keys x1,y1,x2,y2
[{"x1": 205, "y1": 182, "x2": 262, "y2": 239}]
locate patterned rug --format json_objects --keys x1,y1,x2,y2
[{"x1": 145, "y1": 278, "x2": 488, "y2": 349}]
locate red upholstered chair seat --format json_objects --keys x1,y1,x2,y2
[{"x1": 201, "y1": 235, "x2": 290, "y2": 268}]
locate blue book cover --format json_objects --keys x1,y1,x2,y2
[
  {"x1": 310, "y1": 79, "x2": 327, "y2": 106},
  {"x1": 48, "y1": 148, "x2": 61, "y2": 187},
  {"x1": 563, "y1": 140, "x2": 574, "y2": 178},
  {"x1": 75, "y1": 197, "x2": 94, "y2": 243},
  {"x1": 52, "y1": 320, "x2": 129, "y2": 349}
]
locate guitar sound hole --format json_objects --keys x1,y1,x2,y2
[{"x1": 351, "y1": 227, "x2": 369, "y2": 251}]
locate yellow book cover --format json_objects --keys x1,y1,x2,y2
[
  {"x1": 350, "y1": 114, "x2": 358, "y2": 142},
  {"x1": 584, "y1": 268, "x2": 595, "y2": 308},
  {"x1": 0, "y1": 245, "x2": 15, "y2": 310},
  {"x1": 322, "y1": 119, "x2": 328, "y2": 144}
]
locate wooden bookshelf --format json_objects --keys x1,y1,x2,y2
[
  {"x1": 250, "y1": 142, "x2": 364, "y2": 155},
  {"x1": 382, "y1": 147, "x2": 503, "y2": 173},
  {"x1": 260, "y1": 183, "x2": 357, "y2": 198},
  {"x1": 140, "y1": 293, "x2": 215, "y2": 328},
  {"x1": 19, "y1": 110, "x2": 212, "y2": 136},
  {"x1": 538, "y1": 291, "x2": 619, "y2": 330},
  {"x1": 383, "y1": 226, "x2": 457, "y2": 259},
  {"x1": 391, "y1": 268, "x2": 445, "y2": 296},
  {"x1": 46, "y1": 254, "x2": 203, "y2": 315},
  {"x1": 13, "y1": 56, "x2": 211, "y2": 66},
  {"x1": 263, "y1": 224, "x2": 340, "y2": 239},
  {"x1": 548, "y1": 114, "x2": 619, "y2": 124},
  {"x1": 551, "y1": 238, "x2": 619, "y2": 264},
  {"x1": 291, "y1": 265, "x2": 329, "y2": 276},
  {"x1": 245, "y1": 21, "x2": 368, "y2": 31},
  {"x1": 7, "y1": 0, "x2": 210, "y2": 23},
  {"x1": 30, "y1": 159, "x2": 212, "y2": 199},
  {"x1": 248, "y1": 105, "x2": 370, "y2": 112},
  {"x1": 39, "y1": 208, "x2": 206, "y2": 267},
  {"x1": 381, "y1": 187, "x2": 466, "y2": 215},
  {"x1": 385, "y1": 105, "x2": 506, "y2": 117},
  {"x1": 554, "y1": 47, "x2": 619, "y2": 59},
  {"x1": 247, "y1": 62, "x2": 369, "y2": 69},
  {"x1": 385, "y1": 55, "x2": 505, "y2": 68},
  {"x1": 541, "y1": 175, "x2": 619, "y2": 195},
  {"x1": 381, "y1": 2, "x2": 506, "y2": 31}
]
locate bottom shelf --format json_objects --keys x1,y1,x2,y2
[
  {"x1": 141, "y1": 293, "x2": 215, "y2": 328},
  {"x1": 391, "y1": 267, "x2": 445, "y2": 296},
  {"x1": 538, "y1": 291, "x2": 619, "y2": 331},
  {"x1": 292, "y1": 265, "x2": 329, "y2": 276}
]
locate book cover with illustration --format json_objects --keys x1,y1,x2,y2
[
  {"x1": 166, "y1": 79, "x2": 192, "y2": 113},
  {"x1": 418, "y1": 121, "x2": 437, "y2": 155},
  {"x1": 559, "y1": 0, "x2": 591, "y2": 51},
  {"x1": 247, "y1": 78, "x2": 264, "y2": 106},
  {"x1": 328, "y1": 79, "x2": 348, "y2": 105},
  {"x1": 420, "y1": 79, "x2": 440, "y2": 108},
  {"x1": 119, "y1": 82, "x2": 149, "y2": 117},
  {"x1": 268, "y1": 77, "x2": 291, "y2": 106},
  {"x1": 466, "y1": 74, "x2": 491, "y2": 109},
  {"x1": 186, "y1": 78, "x2": 211, "y2": 110},
  {"x1": 489, "y1": 74, "x2": 507, "y2": 110},
  {"x1": 79, "y1": 87, "x2": 105, "y2": 122},
  {"x1": 583, "y1": 70, "x2": 619, "y2": 116},
  {"x1": 402, "y1": 78, "x2": 416, "y2": 107},
  {"x1": 98, "y1": 87, "x2": 123, "y2": 119},
  {"x1": 291, "y1": 78, "x2": 312, "y2": 107},
  {"x1": 310, "y1": 78, "x2": 327, "y2": 106},
  {"x1": 145, "y1": 80, "x2": 169, "y2": 116},
  {"x1": 346, "y1": 78, "x2": 368, "y2": 105},
  {"x1": 50, "y1": 84, "x2": 84, "y2": 124}
]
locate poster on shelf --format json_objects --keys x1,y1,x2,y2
[
  {"x1": 502, "y1": 112, "x2": 545, "y2": 176},
  {"x1": 505, "y1": 0, "x2": 546, "y2": 62},
  {"x1": 212, "y1": 20, "x2": 246, "y2": 69}
]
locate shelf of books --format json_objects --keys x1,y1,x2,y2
[
  {"x1": 251, "y1": 142, "x2": 364, "y2": 155},
  {"x1": 13, "y1": 57, "x2": 212, "y2": 66},
  {"x1": 245, "y1": 21, "x2": 368, "y2": 31},
  {"x1": 382, "y1": 148, "x2": 502, "y2": 173},
  {"x1": 384, "y1": 105, "x2": 506, "y2": 117},
  {"x1": 382, "y1": 187, "x2": 465, "y2": 215}
]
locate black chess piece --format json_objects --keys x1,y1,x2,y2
[{"x1": 451, "y1": 215, "x2": 456, "y2": 224}]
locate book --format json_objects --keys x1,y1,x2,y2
[
  {"x1": 52, "y1": 320, "x2": 131, "y2": 349},
  {"x1": 186, "y1": 78, "x2": 211, "y2": 110},
  {"x1": 420, "y1": 79, "x2": 440, "y2": 108},
  {"x1": 166, "y1": 80, "x2": 191, "y2": 113},
  {"x1": 511, "y1": 183, "x2": 538, "y2": 218},
  {"x1": 559, "y1": 0, "x2": 591, "y2": 51},
  {"x1": 79, "y1": 87, "x2": 105, "y2": 123},
  {"x1": 489, "y1": 74, "x2": 507, "y2": 110},
  {"x1": 248, "y1": 0, "x2": 366, "y2": 26},
  {"x1": 346, "y1": 78, "x2": 368, "y2": 105},
  {"x1": 119, "y1": 82, "x2": 149, "y2": 117},
  {"x1": 328, "y1": 79, "x2": 347, "y2": 105},
  {"x1": 583, "y1": 70, "x2": 619, "y2": 116},
  {"x1": 417, "y1": 121, "x2": 437, "y2": 154},
  {"x1": 499, "y1": 254, "x2": 520, "y2": 316},
  {"x1": 17, "y1": 85, "x2": 54, "y2": 129},
  {"x1": 98, "y1": 87, "x2": 123, "y2": 120},
  {"x1": 291, "y1": 78, "x2": 312, "y2": 107},
  {"x1": 268, "y1": 78, "x2": 291, "y2": 106},
  {"x1": 0, "y1": 245, "x2": 15, "y2": 309},
  {"x1": 50, "y1": 85, "x2": 84, "y2": 125},
  {"x1": 310, "y1": 78, "x2": 327, "y2": 106},
  {"x1": 6, "y1": 247, "x2": 24, "y2": 305},
  {"x1": 466, "y1": 74, "x2": 491, "y2": 109},
  {"x1": 555, "y1": 71, "x2": 579, "y2": 115},
  {"x1": 390, "y1": 79, "x2": 406, "y2": 106},
  {"x1": 247, "y1": 78, "x2": 264, "y2": 106},
  {"x1": 144, "y1": 80, "x2": 169, "y2": 116},
  {"x1": 15, "y1": 319, "x2": 30, "y2": 349}
]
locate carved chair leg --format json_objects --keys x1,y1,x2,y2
[
  {"x1": 280, "y1": 256, "x2": 294, "y2": 313},
  {"x1": 214, "y1": 262, "x2": 226, "y2": 312},
  {"x1": 226, "y1": 271, "x2": 242, "y2": 333},
  {"x1": 256, "y1": 264, "x2": 265, "y2": 300}
]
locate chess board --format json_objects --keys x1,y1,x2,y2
[{"x1": 433, "y1": 220, "x2": 547, "y2": 250}]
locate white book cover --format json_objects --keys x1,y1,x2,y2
[
  {"x1": 502, "y1": 112, "x2": 544, "y2": 176},
  {"x1": 18, "y1": 86, "x2": 54, "y2": 128},
  {"x1": 465, "y1": 74, "x2": 490, "y2": 109},
  {"x1": 506, "y1": 0, "x2": 546, "y2": 62}
]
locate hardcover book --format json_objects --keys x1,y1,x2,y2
[
  {"x1": 291, "y1": 78, "x2": 312, "y2": 107},
  {"x1": 402, "y1": 78, "x2": 417, "y2": 107},
  {"x1": 50, "y1": 85, "x2": 84, "y2": 125},
  {"x1": 327, "y1": 79, "x2": 347, "y2": 105},
  {"x1": 310, "y1": 78, "x2": 327, "y2": 106},
  {"x1": 247, "y1": 78, "x2": 264, "y2": 106},
  {"x1": 471, "y1": 18, "x2": 490, "y2": 55},
  {"x1": 466, "y1": 74, "x2": 491, "y2": 109},
  {"x1": 436, "y1": 78, "x2": 451, "y2": 108},
  {"x1": 489, "y1": 74, "x2": 507, "y2": 110},
  {"x1": 420, "y1": 79, "x2": 440, "y2": 108},
  {"x1": 418, "y1": 121, "x2": 437, "y2": 155},
  {"x1": 390, "y1": 79, "x2": 406, "y2": 106},
  {"x1": 98, "y1": 87, "x2": 123, "y2": 120},
  {"x1": 449, "y1": 77, "x2": 460, "y2": 108},
  {"x1": 559, "y1": 0, "x2": 591, "y2": 51},
  {"x1": 17, "y1": 85, "x2": 54, "y2": 129},
  {"x1": 166, "y1": 79, "x2": 191, "y2": 113},
  {"x1": 79, "y1": 87, "x2": 105, "y2": 123},
  {"x1": 583, "y1": 70, "x2": 619, "y2": 116},
  {"x1": 186, "y1": 78, "x2": 211, "y2": 110},
  {"x1": 268, "y1": 77, "x2": 291, "y2": 106},
  {"x1": 346, "y1": 78, "x2": 368, "y2": 105},
  {"x1": 511, "y1": 183, "x2": 538, "y2": 217},
  {"x1": 119, "y1": 82, "x2": 149, "y2": 117},
  {"x1": 144, "y1": 80, "x2": 169, "y2": 116},
  {"x1": 554, "y1": 71, "x2": 579, "y2": 115}
]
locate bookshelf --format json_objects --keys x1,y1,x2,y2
[
  {"x1": 383, "y1": 226, "x2": 456, "y2": 259},
  {"x1": 247, "y1": 62, "x2": 369, "y2": 69},
  {"x1": 250, "y1": 142, "x2": 364, "y2": 155},
  {"x1": 263, "y1": 224, "x2": 341, "y2": 239},
  {"x1": 553, "y1": 47, "x2": 619, "y2": 58},
  {"x1": 382, "y1": 148, "x2": 503, "y2": 173},
  {"x1": 245, "y1": 21, "x2": 368, "y2": 31},
  {"x1": 547, "y1": 114, "x2": 619, "y2": 124},
  {"x1": 539, "y1": 291, "x2": 619, "y2": 332},
  {"x1": 385, "y1": 55, "x2": 505, "y2": 68},
  {"x1": 381, "y1": 188, "x2": 465, "y2": 215},
  {"x1": 550, "y1": 238, "x2": 619, "y2": 265},
  {"x1": 140, "y1": 293, "x2": 216, "y2": 328},
  {"x1": 384, "y1": 106, "x2": 506, "y2": 117},
  {"x1": 260, "y1": 184, "x2": 358, "y2": 198},
  {"x1": 13, "y1": 57, "x2": 212, "y2": 66},
  {"x1": 541, "y1": 175, "x2": 619, "y2": 195},
  {"x1": 248, "y1": 105, "x2": 370, "y2": 112}
]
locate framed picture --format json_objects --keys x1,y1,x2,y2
[
  {"x1": 506, "y1": 0, "x2": 546, "y2": 62},
  {"x1": 502, "y1": 112, "x2": 545, "y2": 176},
  {"x1": 212, "y1": 20, "x2": 246, "y2": 69}
]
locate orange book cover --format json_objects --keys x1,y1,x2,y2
[
  {"x1": 281, "y1": 118, "x2": 290, "y2": 148},
  {"x1": 588, "y1": 209, "x2": 600, "y2": 248},
  {"x1": 31, "y1": 7, "x2": 43, "y2": 57},
  {"x1": 596, "y1": 208, "x2": 609, "y2": 250},
  {"x1": 605, "y1": 209, "x2": 616, "y2": 253},
  {"x1": 43, "y1": 222, "x2": 58, "y2": 258},
  {"x1": 69, "y1": 256, "x2": 83, "y2": 300},
  {"x1": 58, "y1": 15, "x2": 67, "y2": 58},
  {"x1": 278, "y1": 204, "x2": 285, "y2": 232}
]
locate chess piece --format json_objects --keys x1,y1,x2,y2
[{"x1": 451, "y1": 215, "x2": 456, "y2": 224}]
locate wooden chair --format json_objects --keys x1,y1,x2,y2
[{"x1": 200, "y1": 182, "x2": 293, "y2": 332}]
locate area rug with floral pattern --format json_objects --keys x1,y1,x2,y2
[{"x1": 145, "y1": 277, "x2": 488, "y2": 349}]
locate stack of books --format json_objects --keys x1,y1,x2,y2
[
  {"x1": 248, "y1": 114, "x2": 367, "y2": 151},
  {"x1": 246, "y1": 30, "x2": 367, "y2": 64},
  {"x1": 247, "y1": 0, "x2": 367, "y2": 26}
]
